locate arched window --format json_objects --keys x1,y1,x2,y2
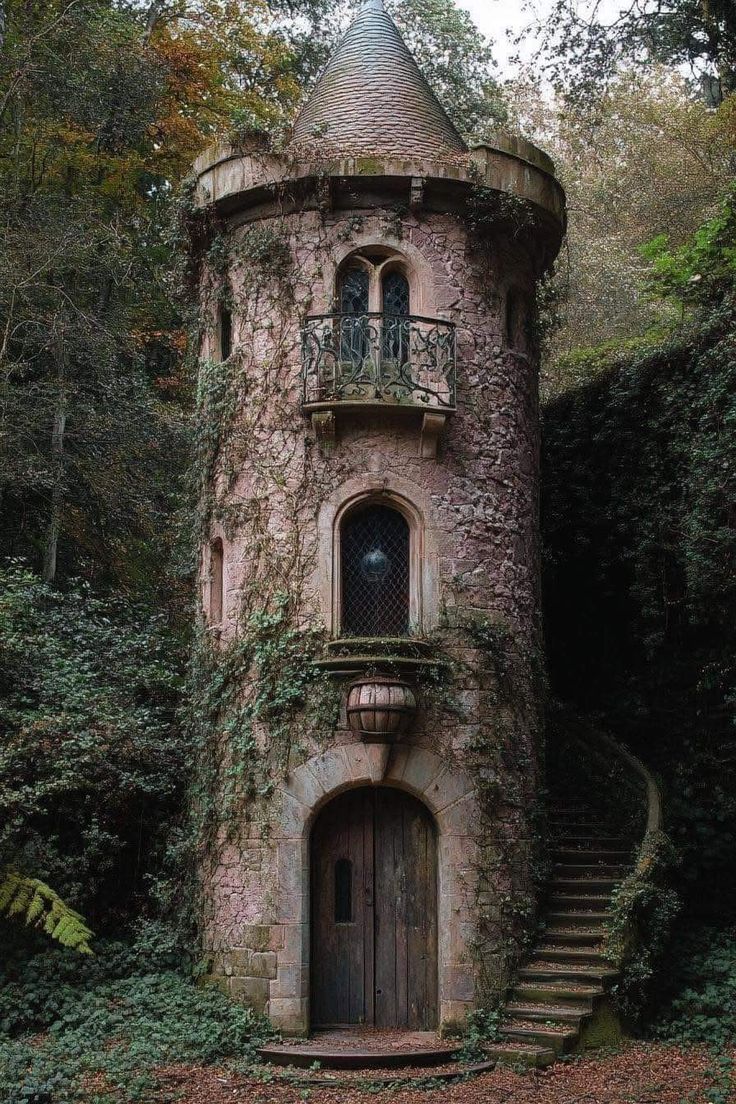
[
  {"x1": 382, "y1": 270, "x2": 410, "y2": 316},
  {"x1": 340, "y1": 266, "x2": 370, "y2": 364},
  {"x1": 341, "y1": 504, "x2": 410, "y2": 637},
  {"x1": 382, "y1": 271, "x2": 410, "y2": 364},
  {"x1": 340, "y1": 267, "x2": 369, "y2": 315},
  {"x1": 210, "y1": 538, "x2": 224, "y2": 625}
]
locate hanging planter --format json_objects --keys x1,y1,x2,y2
[{"x1": 346, "y1": 675, "x2": 417, "y2": 743}]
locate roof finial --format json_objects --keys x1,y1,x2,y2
[{"x1": 361, "y1": 0, "x2": 385, "y2": 10}]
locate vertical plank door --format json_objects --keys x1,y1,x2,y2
[
  {"x1": 374, "y1": 788, "x2": 438, "y2": 1029},
  {"x1": 311, "y1": 789, "x2": 374, "y2": 1026},
  {"x1": 311, "y1": 787, "x2": 437, "y2": 1030}
]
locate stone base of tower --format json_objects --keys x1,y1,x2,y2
[{"x1": 200, "y1": 733, "x2": 536, "y2": 1037}]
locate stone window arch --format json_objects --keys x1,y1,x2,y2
[
  {"x1": 335, "y1": 248, "x2": 417, "y2": 317},
  {"x1": 333, "y1": 491, "x2": 424, "y2": 638}
]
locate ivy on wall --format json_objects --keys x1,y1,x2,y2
[{"x1": 541, "y1": 299, "x2": 736, "y2": 917}]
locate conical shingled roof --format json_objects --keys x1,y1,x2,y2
[{"x1": 291, "y1": 0, "x2": 468, "y2": 159}]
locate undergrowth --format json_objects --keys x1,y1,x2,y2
[
  {"x1": 653, "y1": 923, "x2": 736, "y2": 1104},
  {"x1": 0, "y1": 925, "x2": 273, "y2": 1103}
]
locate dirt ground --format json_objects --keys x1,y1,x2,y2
[{"x1": 155, "y1": 1042, "x2": 732, "y2": 1104}]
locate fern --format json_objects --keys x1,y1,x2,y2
[{"x1": 0, "y1": 868, "x2": 94, "y2": 954}]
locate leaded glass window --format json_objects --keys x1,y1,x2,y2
[
  {"x1": 340, "y1": 266, "x2": 370, "y2": 364},
  {"x1": 341, "y1": 505, "x2": 410, "y2": 637},
  {"x1": 382, "y1": 271, "x2": 410, "y2": 316},
  {"x1": 382, "y1": 271, "x2": 410, "y2": 364},
  {"x1": 341, "y1": 267, "x2": 370, "y2": 314}
]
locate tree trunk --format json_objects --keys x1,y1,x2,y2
[{"x1": 41, "y1": 336, "x2": 67, "y2": 584}]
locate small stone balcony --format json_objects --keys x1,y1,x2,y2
[{"x1": 301, "y1": 313, "x2": 456, "y2": 455}]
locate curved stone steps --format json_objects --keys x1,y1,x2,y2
[
  {"x1": 262, "y1": 1060, "x2": 497, "y2": 1088},
  {"x1": 496, "y1": 804, "x2": 634, "y2": 1063}
]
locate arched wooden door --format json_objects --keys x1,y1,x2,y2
[{"x1": 311, "y1": 787, "x2": 438, "y2": 1029}]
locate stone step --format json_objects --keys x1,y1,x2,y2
[
  {"x1": 550, "y1": 877, "x2": 619, "y2": 893},
  {"x1": 553, "y1": 863, "x2": 628, "y2": 877},
  {"x1": 510, "y1": 981, "x2": 603, "y2": 1007},
  {"x1": 555, "y1": 835, "x2": 631, "y2": 850},
  {"x1": 265, "y1": 1060, "x2": 497, "y2": 1088},
  {"x1": 548, "y1": 804, "x2": 597, "y2": 816},
  {"x1": 548, "y1": 893, "x2": 614, "y2": 909},
  {"x1": 519, "y1": 962, "x2": 618, "y2": 984},
  {"x1": 543, "y1": 927, "x2": 607, "y2": 944},
  {"x1": 553, "y1": 849, "x2": 632, "y2": 863},
  {"x1": 505, "y1": 1002, "x2": 592, "y2": 1026},
  {"x1": 258, "y1": 1041, "x2": 460, "y2": 1071},
  {"x1": 500, "y1": 1023, "x2": 578, "y2": 1055},
  {"x1": 484, "y1": 1042, "x2": 556, "y2": 1069},
  {"x1": 547, "y1": 910, "x2": 613, "y2": 924},
  {"x1": 537, "y1": 945, "x2": 608, "y2": 965}
]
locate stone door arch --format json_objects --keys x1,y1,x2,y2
[{"x1": 270, "y1": 742, "x2": 479, "y2": 1035}]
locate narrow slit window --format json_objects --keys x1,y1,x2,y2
[
  {"x1": 210, "y1": 538, "x2": 224, "y2": 625},
  {"x1": 334, "y1": 858, "x2": 353, "y2": 923},
  {"x1": 505, "y1": 290, "x2": 525, "y2": 351},
  {"x1": 220, "y1": 305, "x2": 232, "y2": 361}
]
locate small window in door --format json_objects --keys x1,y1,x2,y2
[{"x1": 334, "y1": 858, "x2": 353, "y2": 923}]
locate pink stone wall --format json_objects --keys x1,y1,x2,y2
[{"x1": 197, "y1": 201, "x2": 543, "y2": 1035}]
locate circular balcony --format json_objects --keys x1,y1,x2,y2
[{"x1": 301, "y1": 312, "x2": 456, "y2": 455}]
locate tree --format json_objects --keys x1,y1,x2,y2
[
  {"x1": 507, "y1": 68, "x2": 733, "y2": 389},
  {"x1": 523, "y1": 0, "x2": 736, "y2": 104},
  {"x1": 0, "y1": 0, "x2": 308, "y2": 587}
]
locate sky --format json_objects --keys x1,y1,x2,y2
[
  {"x1": 456, "y1": 0, "x2": 536, "y2": 72},
  {"x1": 456, "y1": 0, "x2": 623, "y2": 76}
]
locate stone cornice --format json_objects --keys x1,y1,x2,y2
[{"x1": 191, "y1": 137, "x2": 566, "y2": 254}]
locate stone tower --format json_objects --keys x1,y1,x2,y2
[{"x1": 191, "y1": 0, "x2": 565, "y2": 1038}]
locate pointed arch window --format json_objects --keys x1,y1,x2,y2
[
  {"x1": 381, "y1": 270, "x2": 410, "y2": 364},
  {"x1": 340, "y1": 266, "x2": 370, "y2": 363},
  {"x1": 341, "y1": 504, "x2": 410, "y2": 637}
]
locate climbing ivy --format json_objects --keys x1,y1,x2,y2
[{"x1": 604, "y1": 831, "x2": 681, "y2": 1024}]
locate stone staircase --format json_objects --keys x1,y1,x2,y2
[{"x1": 489, "y1": 803, "x2": 636, "y2": 1066}]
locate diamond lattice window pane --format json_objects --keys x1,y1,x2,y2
[
  {"x1": 382, "y1": 273, "x2": 410, "y2": 363},
  {"x1": 341, "y1": 267, "x2": 370, "y2": 314},
  {"x1": 342, "y1": 505, "x2": 410, "y2": 637},
  {"x1": 382, "y1": 272, "x2": 410, "y2": 317}
]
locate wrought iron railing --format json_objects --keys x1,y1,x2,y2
[{"x1": 301, "y1": 313, "x2": 456, "y2": 410}]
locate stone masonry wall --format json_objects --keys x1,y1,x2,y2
[{"x1": 196, "y1": 198, "x2": 544, "y2": 1035}]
